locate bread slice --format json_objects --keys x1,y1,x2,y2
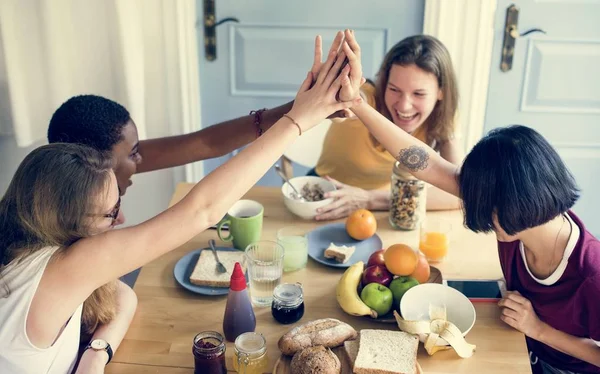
[
  {"x1": 343, "y1": 339, "x2": 359, "y2": 370},
  {"x1": 189, "y1": 249, "x2": 246, "y2": 287},
  {"x1": 324, "y1": 243, "x2": 356, "y2": 263},
  {"x1": 354, "y1": 329, "x2": 419, "y2": 374}
]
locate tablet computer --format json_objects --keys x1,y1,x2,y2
[{"x1": 444, "y1": 279, "x2": 506, "y2": 302}]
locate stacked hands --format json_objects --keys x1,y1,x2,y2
[{"x1": 286, "y1": 29, "x2": 364, "y2": 138}]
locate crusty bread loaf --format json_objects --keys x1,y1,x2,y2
[
  {"x1": 278, "y1": 318, "x2": 358, "y2": 356},
  {"x1": 343, "y1": 339, "x2": 359, "y2": 370},
  {"x1": 189, "y1": 249, "x2": 246, "y2": 287},
  {"x1": 290, "y1": 345, "x2": 341, "y2": 374},
  {"x1": 353, "y1": 329, "x2": 418, "y2": 374}
]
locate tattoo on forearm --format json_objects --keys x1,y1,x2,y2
[{"x1": 397, "y1": 146, "x2": 429, "y2": 172}]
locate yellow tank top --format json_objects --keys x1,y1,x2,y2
[{"x1": 315, "y1": 84, "x2": 428, "y2": 190}]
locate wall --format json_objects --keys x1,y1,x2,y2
[{"x1": 0, "y1": 0, "x2": 188, "y2": 227}]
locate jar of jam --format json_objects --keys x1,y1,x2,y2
[
  {"x1": 271, "y1": 282, "x2": 304, "y2": 324},
  {"x1": 389, "y1": 161, "x2": 427, "y2": 231},
  {"x1": 232, "y1": 332, "x2": 269, "y2": 374},
  {"x1": 192, "y1": 331, "x2": 227, "y2": 374}
]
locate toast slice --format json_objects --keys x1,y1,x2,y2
[
  {"x1": 354, "y1": 329, "x2": 419, "y2": 374},
  {"x1": 189, "y1": 249, "x2": 246, "y2": 287},
  {"x1": 324, "y1": 243, "x2": 356, "y2": 263}
]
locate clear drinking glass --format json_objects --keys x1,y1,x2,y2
[
  {"x1": 245, "y1": 241, "x2": 284, "y2": 307},
  {"x1": 419, "y1": 218, "x2": 452, "y2": 263},
  {"x1": 276, "y1": 227, "x2": 308, "y2": 272}
]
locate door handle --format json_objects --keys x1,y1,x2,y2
[
  {"x1": 203, "y1": 0, "x2": 240, "y2": 61},
  {"x1": 500, "y1": 4, "x2": 547, "y2": 72}
]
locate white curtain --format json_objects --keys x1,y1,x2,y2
[{"x1": 0, "y1": 0, "x2": 201, "y2": 151}]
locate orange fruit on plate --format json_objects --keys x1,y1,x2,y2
[
  {"x1": 409, "y1": 251, "x2": 431, "y2": 284},
  {"x1": 345, "y1": 209, "x2": 377, "y2": 240},
  {"x1": 384, "y1": 244, "x2": 418, "y2": 276}
]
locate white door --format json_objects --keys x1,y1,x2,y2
[
  {"x1": 484, "y1": 0, "x2": 600, "y2": 235},
  {"x1": 196, "y1": 0, "x2": 424, "y2": 186}
]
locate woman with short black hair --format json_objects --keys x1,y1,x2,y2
[{"x1": 339, "y1": 30, "x2": 600, "y2": 374}]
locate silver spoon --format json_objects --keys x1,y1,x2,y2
[
  {"x1": 209, "y1": 239, "x2": 228, "y2": 274},
  {"x1": 274, "y1": 164, "x2": 305, "y2": 201}
]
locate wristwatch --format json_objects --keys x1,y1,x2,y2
[{"x1": 84, "y1": 339, "x2": 113, "y2": 365}]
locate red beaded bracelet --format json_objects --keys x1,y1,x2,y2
[{"x1": 250, "y1": 108, "x2": 267, "y2": 138}]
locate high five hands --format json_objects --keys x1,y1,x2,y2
[
  {"x1": 309, "y1": 30, "x2": 365, "y2": 118},
  {"x1": 286, "y1": 30, "x2": 364, "y2": 134}
]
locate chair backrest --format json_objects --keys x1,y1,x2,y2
[{"x1": 280, "y1": 119, "x2": 332, "y2": 179}]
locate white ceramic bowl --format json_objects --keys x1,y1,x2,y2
[
  {"x1": 400, "y1": 283, "x2": 476, "y2": 346},
  {"x1": 281, "y1": 176, "x2": 336, "y2": 220}
]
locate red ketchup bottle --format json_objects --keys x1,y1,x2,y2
[{"x1": 223, "y1": 262, "x2": 256, "y2": 342}]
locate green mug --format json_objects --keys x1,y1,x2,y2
[{"x1": 217, "y1": 200, "x2": 264, "y2": 250}]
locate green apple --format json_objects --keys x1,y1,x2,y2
[
  {"x1": 389, "y1": 276, "x2": 419, "y2": 308},
  {"x1": 360, "y1": 283, "x2": 393, "y2": 316}
]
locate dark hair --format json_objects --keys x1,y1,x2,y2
[
  {"x1": 459, "y1": 125, "x2": 579, "y2": 235},
  {"x1": 48, "y1": 95, "x2": 131, "y2": 151},
  {"x1": 374, "y1": 35, "x2": 458, "y2": 143}
]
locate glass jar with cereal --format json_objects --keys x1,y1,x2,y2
[{"x1": 389, "y1": 162, "x2": 427, "y2": 231}]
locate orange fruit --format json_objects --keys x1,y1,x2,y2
[
  {"x1": 345, "y1": 209, "x2": 377, "y2": 240},
  {"x1": 409, "y1": 251, "x2": 431, "y2": 284},
  {"x1": 384, "y1": 244, "x2": 418, "y2": 276}
]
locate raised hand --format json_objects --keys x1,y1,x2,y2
[
  {"x1": 339, "y1": 29, "x2": 364, "y2": 102},
  {"x1": 310, "y1": 32, "x2": 355, "y2": 119},
  {"x1": 287, "y1": 38, "x2": 362, "y2": 134}
]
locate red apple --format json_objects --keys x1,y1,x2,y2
[
  {"x1": 362, "y1": 265, "x2": 393, "y2": 287},
  {"x1": 366, "y1": 249, "x2": 386, "y2": 268}
]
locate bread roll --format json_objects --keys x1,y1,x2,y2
[
  {"x1": 278, "y1": 318, "x2": 357, "y2": 356},
  {"x1": 290, "y1": 345, "x2": 341, "y2": 374}
]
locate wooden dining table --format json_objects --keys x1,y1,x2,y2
[{"x1": 106, "y1": 183, "x2": 532, "y2": 374}]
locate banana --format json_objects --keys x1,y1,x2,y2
[
  {"x1": 394, "y1": 307, "x2": 476, "y2": 358},
  {"x1": 336, "y1": 261, "x2": 378, "y2": 318}
]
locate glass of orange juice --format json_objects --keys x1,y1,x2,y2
[{"x1": 419, "y1": 219, "x2": 451, "y2": 262}]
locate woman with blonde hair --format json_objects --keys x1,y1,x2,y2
[
  {"x1": 312, "y1": 34, "x2": 462, "y2": 220},
  {"x1": 0, "y1": 32, "x2": 360, "y2": 373}
]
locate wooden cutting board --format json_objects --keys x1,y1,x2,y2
[{"x1": 272, "y1": 346, "x2": 423, "y2": 374}]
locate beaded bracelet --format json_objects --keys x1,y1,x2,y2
[{"x1": 250, "y1": 108, "x2": 267, "y2": 138}]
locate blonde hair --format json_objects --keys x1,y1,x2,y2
[
  {"x1": 373, "y1": 35, "x2": 458, "y2": 144},
  {"x1": 0, "y1": 143, "x2": 117, "y2": 341}
]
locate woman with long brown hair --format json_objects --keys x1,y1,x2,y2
[
  {"x1": 0, "y1": 32, "x2": 361, "y2": 373},
  {"x1": 311, "y1": 35, "x2": 462, "y2": 220}
]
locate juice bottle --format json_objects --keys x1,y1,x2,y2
[{"x1": 223, "y1": 262, "x2": 256, "y2": 342}]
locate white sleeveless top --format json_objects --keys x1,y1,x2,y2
[{"x1": 0, "y1": 247, "x2": 83, "y2": 374}]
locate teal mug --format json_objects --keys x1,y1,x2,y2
[{"x1": 217, "y1": 200, "x2": 264, "y2": 250}]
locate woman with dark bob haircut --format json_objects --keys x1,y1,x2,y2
[{"x1": 338, "y1": 31, "x2": 600, "y2": 374}]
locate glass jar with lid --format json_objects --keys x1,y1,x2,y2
[
  {"x1": 232, "y1": 332, "x2": 269, "y2": 374},
  {"x1": 389, "y1": 161, "x2": 427, "y2": 231},
  {"x1": 271, "y1": 282, "x2": 304, "y2": 324},
  {"x1": 192, "y1": 331, "x2": 227, "y2": 374}
]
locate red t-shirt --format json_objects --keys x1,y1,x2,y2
[{"x1": 498, "y1": 211, "x2": 600, "y2": 373}]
